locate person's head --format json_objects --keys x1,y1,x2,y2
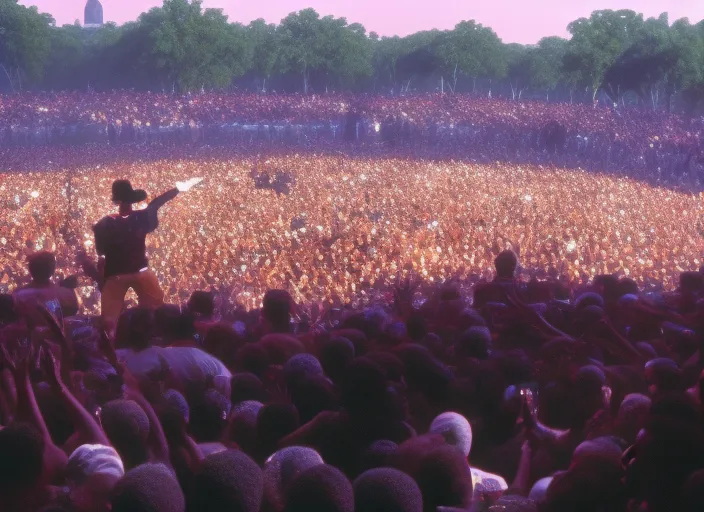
[
  {"x1": 645, "y1": 358, "x2": 684, "y2": 398},
  {"x1": 341, "y1": 358, "x2": 395, "y2": 420},
  {"x1": 353, "y1": 468, "x2": 423, "y2": 512},
  {"x1": 454, "y1": 327, "x2": 491, "y2": 360},
  {"x1": 27, "y1": 251, "x2": 56, "y2": 284},
  {"x1": 259, "y1": 334, "x2": 305, "y2": 365},
  {"x1": 615, "y1": 393, "x2": 651, "y2": 444},
  {"x1": 406, "y1": 315, "x2": 428, "y2": 342},
  {"x1": 283, "y1": 354, "x2": 324, "y2": 391},
  {"x1": 361, "y1": 440, "x2": 399, "y2": 472},
  {"x1": 0, "y1": 423, "x2": 45, "y2": 501},
  {"x1": 412, "y1": 445, "x2": 473, "y2": 512},
  {"x1": 100, "y1": 400, "x2": 150, "y2": 469},
  {"x1": 290, "y1": 375, "x2": 338, "y2": 424},
  {"x1": 236, "y1": 343, "x2": 270, "y2": 378},
  {"x1": 494, "y1": 250, "x2": 518, "y2": 279},
  {"x1": 158, "y1": 389, "x2": 190, "y2": 440},
  {"x1": 189, "y1": 389, "x2": 231, "y2": 443},
  {"x1": 111, "y1": 463, "x2": 184, "y2": 512},
  {"x1": 257, "y1": 404, "x2": 300, "y2": 461},
  {"x1": 681, "y1": 469, "x2": 704, "y2": 512},
  {"x1": 262, "y1": 290, "x2": 293, "y2": 334},
  {"x1": 191, "y1": 450, "x2": 263, "y2": 512},
  {"x1": 593, "y1": 274, "x2": 620, "y2": 303},
  {"x1": 428, "y1": 412, "x2": 473, "y2": 458},
  {"x1": 574, "y1": 292, "x2": 604, "y2": 311},
  {"x1": 66, "y1": 444, "x2": 125, "y2": 512},
  {"x1": 284, "y1": 464, "x2": 353, "y2": 512},
  {"x1": 111, "y1": 180, "x2": 146, "y2": 214},
  {"x1": 626, "y1": 417, "x2": 704, "y2": 511},
  {"x1": 154, "y1": 305, "x2": 182, "y2": 340},
  {"x1": 204, "y1": 323, "x2": 246, "y2": 367},
  {"x1": 543, "y1": 457, "x2": 626, "y2": 512},
  {"x1": 263, "y1": 447, "x2": 324, "y2": 512},
  {"x1": 318, "y1": 337, "x2": 355, "y2": 384},
  {"x1": 679, "y1": 271, "x2": 704, "y2": 295},
  {"x1": 227, "y1": 401, "x2": 263, "y2": 457},
  {"x1": 187, "y1": 291, "x2": 215, "y2": 319},
  {"x1": 528, "y1": 476, "x2": 553, "y2": 502},
  {"x1": 569, "y1": 366, "x2": 607, "y2": 428},
  {"x1": 570, "y1": 438, "x2": 624, "y2": 470},
  {"x1": 230, "y1": 373, "x2": 266, "y2": 405}
]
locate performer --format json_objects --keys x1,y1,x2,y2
[{"x1": 93, "y1": 177, "x2": 202, "y2": 327}]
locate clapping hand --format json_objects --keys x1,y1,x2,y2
[{"x1": 176, "y1": 177, "x2": 204, "y2": 192}]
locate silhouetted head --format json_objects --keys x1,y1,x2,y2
[
  {"x1": 0, "y1": 423, "x2": 45, "y2": 499},
  {"x1": 230, "y1": 373, "x2": 266, "y2": 405},
  {"x1": 111, "y1": 463, "x2": 184, "y2": 512},
  {"x1": 284, "y1": 464, "x2": 353, "y2": 512},
  {"x1": 187, "y1": 291, "x2": 215, "y2": 318},
  {"x1": 189, "y1": 389, "x2": 231, "y2": 443},
  {"x1": 262, "y1": 290, "x2": 293, "y2": 333},
  {"x1": 494, "y1": 250, "x2": 518, "y2": 279},
  {"x1": 353, "y1": 468, "x2": 422, "y2": 512},
  {"x1": 429, "y1": 412, "x2": 473, "y2": 458},
  {"x1": 191, "y1": 450, "x2": 263, "y2": 512},
  {"x1": 28, "y1": 251, "x2": 56, "y2": 283},
  {"x1": 263, "y1": 446, "x2": 324, "y2": 512},
  {"x1": 100, "y1": 400, "x2": 150, "y2": 469}
]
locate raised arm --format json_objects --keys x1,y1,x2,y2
[
  {"x1": 41, "y1": 344, "x2": 110, "y2": 447},
  {"x1": 147, "y1": 188, "x2": 179, "y2": 212}
]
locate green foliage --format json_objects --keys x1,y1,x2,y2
[
  {"x1": 565, "y1": 10, "x2": 645, "y2": 99},
  {"x1": 0, "y1": 0, "x2": 702, "y2": 108},
  {"x1": 0, "y1": 0, "x2": 53, "y2": 87},
  {"x1": 438, "y1": 20, "x2": 506, "y2": 85}
]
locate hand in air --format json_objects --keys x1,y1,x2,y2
[{"x1": 176, "y1": 177, "x2": 203, "y2": 192}]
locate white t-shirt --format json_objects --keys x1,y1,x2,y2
[
  {"x1": 159, "y1": 347, "x2": 231, "y2": 395},
  {"x1": 116, "y1": 346, "x2": 166, "y2": 379}
]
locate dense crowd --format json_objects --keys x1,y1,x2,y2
[
  {"x1": 1, "y1": 245, "x2": 704, "y2": 512},
  {"x1": 0, "y1": 148, "x2": 702, "y2": 313},
  {"x1": 0, "y1": 91, "x2": 703, "y2": 512}
]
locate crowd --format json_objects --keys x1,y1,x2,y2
[
  {"x1": 0, "y1": 148, "x2": 702, "y2": 313},
  {"x1": 2, "y1": 93, "x2": 703, "y2": 182},
  {"x1": 1, "y1": 245, "x2": 704, "y2": 512},
  {"x1": 0, "y1": 91, "x2": 703, "y2": 512}
]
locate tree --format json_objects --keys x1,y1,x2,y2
[
  {"x1": 152, "y1": 0, "x2": 249, "y2": 91},
  {"x1": 438, "y1": 21, "x2": 506, "y2": 94},
  {"x1": 395, "y1": 30, "x2": 444, "y2": 92},
  {"x1": 278, "y1": 8, "x2": 326, "y2": 93},
  {"x1": 42, "y1": 24, "x2": 90, "y2": 89},
  {"x1": 0, "y1": 0, "x2": 53, "y2": 89},
  {"x1": 372, "y1": 36, "x2": 405, "y2": 91},
  {"x1": 564, "y1": 9, "x2": 644, "y2": 102},
  {"x1": 603, "y1": 13, "x2": 677, "y2": 108},
  {"x1": 246, "y1": 19, "x2": 278, "y2": 91},
  {"x1": 277, "y1": 9, "x2": 372, "y2": 93}
]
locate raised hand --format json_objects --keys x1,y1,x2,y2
[{"x1": 176, "y1": 177, "x2": 204, "y2": 192}]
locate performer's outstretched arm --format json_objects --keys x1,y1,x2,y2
[{"x1": 147, "y1": 187, "x2": 179, "y2": 212}]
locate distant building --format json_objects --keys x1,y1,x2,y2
[{"x1": 84, "y1": 0, "x2": 104, "y2": 28}]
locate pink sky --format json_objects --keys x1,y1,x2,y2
[{"x1": 20, "y1": 0, "x2": 704, "y2": 44}]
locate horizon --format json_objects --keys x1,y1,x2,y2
[{"x1": 19, "y1": 0, "x2": 704, "y2": 44}]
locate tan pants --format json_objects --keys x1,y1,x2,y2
[{"x1": 100, "y1": 269, "x2": 164, "y2": 327}]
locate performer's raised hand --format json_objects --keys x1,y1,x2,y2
[{"x1": 176, "y1": 177, "x2": 204, "y2": 192}]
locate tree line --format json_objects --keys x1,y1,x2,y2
[{"x1": 1, "y1": 0, "x2": 704, "y2": 111}]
